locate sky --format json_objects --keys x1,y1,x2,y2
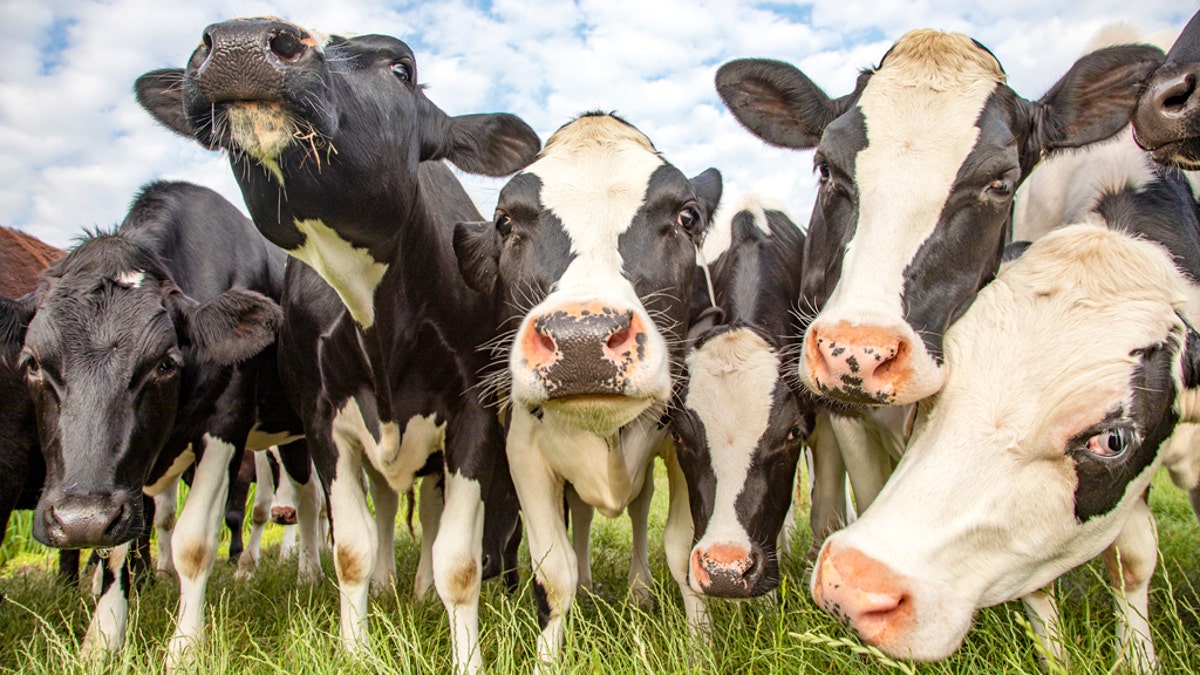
[{"x1": 0, "y1": 0, "x2": 1192, "y2": 249}]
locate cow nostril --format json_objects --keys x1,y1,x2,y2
[
  {"x1": 606, "y1": 325, "x2": 632, "y2": 351},
  {"x1": 104, "y1": 502, "x2": 129, "y2": 538},
  {"x1": 1164, "y1": 73, "x2": 1198, "y2": 113},
  {"x1": 534, "y1": 330, "x2": 556, "y2": 357},
  {"x1": 269, "y1": 30, "x2": 306, "y2": 61}
]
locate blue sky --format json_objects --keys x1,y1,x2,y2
[{"x1": 0, "y1": 0, "x2": 1191, "y2": 248}]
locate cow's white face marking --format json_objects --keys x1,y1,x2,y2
[
  {"x1": 818, "y1": 224, "x2": 1196, "y2": 658},
  {"x1": 509, "y1": 117, "x2": 674, "y2": 420},
  {"x1": 684, "y1": 327, "x2": 779, "y2": 586},
  {"x1": 114, "y1": 270, "x2": 145, "y2": 288},
  {"x1": 289, "y1": 218, "x2": 388, "y2": 328}
]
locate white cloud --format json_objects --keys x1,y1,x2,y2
[{"x1": 0, "y1": 0, "x2": 1190, "y2": 249}]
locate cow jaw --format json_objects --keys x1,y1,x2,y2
[{"x1": 226, "y1": 101, "x2": 297, "y2": 179}]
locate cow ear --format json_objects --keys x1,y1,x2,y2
[
  {"x1": 417, "y1": 95, "x2": 541, "y2": 176},
  {"x1": 1030, "y1": 45, "x2": 1165, "y2": 153},
  {"x1": 135, "y1": 68, "x2": 215, "y2": 147},
  {"x1": 716, "y1": 58, "x2": 856, "y2": 149},
  {"x1": 689, "y1": 168, "x2": 723, "y2": 244},
  {"x1": 453, "y1": 220, "x2": 501, "y2": 295},
  {"x1": 176, "y1": 289, "x2": 283, "y2": 366},
  {"x1": 0, "y1": 294, "x2": 36, "y2": 366}
]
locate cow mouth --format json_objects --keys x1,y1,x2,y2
[{"x1": 540, "y1": 394, "x2": 654, "y2": 434}]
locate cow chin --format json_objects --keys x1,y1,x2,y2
[
  {"x1": 226, "y1": 102, "x2": 297, "y2": 164},
  {"x1": 541, "y1": 394, "x2": 653, "y2": 437}
]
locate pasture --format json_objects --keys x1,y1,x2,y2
[{"x1": 1, "y1": 465, "x2": 1197, "y2": 674}]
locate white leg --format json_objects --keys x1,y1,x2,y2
[
  {"x1": 167, "y1": 435, "x2": 237, "y2": 671},
  {"x1": 80, "y1": 542, "x2": 132, "y2": 656},
  {"x1": 807, "y1": 412, "x2": 848, "y2": 558},
  {"x1": 236, "y1": 451, "x2": 275, "y2": 580},
  {"x1": 566, "y1": 487, "x2": 594, "y2": 591},
  {"x1": 414, "y1": 475, "x2": 443, "y2": 599},
  {"x1": 627, "y1": 462, "x2": 655, "y2": 608},
  {"x1": 1021, "y1": 584, "x2": 1067, "y2": 669},
  {"x1": 366, "y1": 464, "x2": 398, "y2": 593},
  {"x1": 1103, "y1": 497, "x2": 1158, "y2": 674},
  {"x1": 293, "y1": 465, "x2": 323, "y2": 583},
  {"x1": 154, "y1": 480, "x2": 179, "y2": 577},
  {"x1": 328, "y1": 423, "x2": 377, "y2": 652},
  {"x1": 433, "y1": 470, "x2": 485, "y2": 674},
  {"x1": 664, "y1": 448, "x2": 708, "y2": 634}
]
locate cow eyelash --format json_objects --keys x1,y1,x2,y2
[
  {"x1": 391, "y1": 61, "x2": 413, "y2": 83},
  {"x1": 17, "y1": 350, "x2": 40, "y2": 377}
]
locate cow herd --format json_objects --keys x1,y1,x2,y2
[{"x1": 2, "y1": 12, "x2": 1200, "y2": 673}]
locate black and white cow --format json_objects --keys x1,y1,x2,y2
[
  {"x1": 136, "y1": 18, "x2": 540, "y2": 672},
  {"x1": 454, "y1": 112, "x2": 721, "y2": 663},
  {"x1": 715, "y1": 29, "x2": 1165, "y2": 547},
  {"x1": 0, "y1": 181, "x2": 288, "y2": 658},
  {"x1": 664, "y1": 195, "x2": 810, "y2": 625},
  {"x1": 1135, "y1": 8, "x2": 1200, "y2": 168},
  {"x1": 811, "y1": 164, "x2": 1200, "y2": 672}
]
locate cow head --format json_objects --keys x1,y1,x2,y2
[
  {"x1": 669, "y1": 199, "x2": 810, "y2": 598},
  {"x1": 136, "y1": 18, "x2": 540, "y2": 327},
  {"x1": 810, "y1": 223, "x2": 1200, "y2": 660},
  {"x1": 0, "y1": 234, "x2": 280, "y2": 548},
  {"x1": 717, "y1": 30, "x2": 1164, "y2": 406},
  {"x1": 455, "y1": 113, "x2": 721, "y2": 436},
  {"x1": 1134, "y1": 10, "x2": 1200, "y2": 168}
]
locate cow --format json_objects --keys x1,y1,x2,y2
[
  {"x1": 714, "y1": 29, "x2": 1166, "y2": 551},
  {"x1": 0, "y1": 181, "x2": 300, "y2": 660},
  {"x1": 453, "y1": 111, "x2": 721, "y2": 663},
  {"x1": 664, "y1": 194, "x2": 810, "y2": 627},
  {"x1": 811, "y1": 176, "x2": 1200, "y2": 673},
  {"x1": 1134, "y1": 8, "x2": 1200, "y2": 168},
  {"x1": 134, "y1": 18, "x2": 541, "y2": 672},
  {"x1": 0, "y1": 226, "x2": 81, "y2": 588}
]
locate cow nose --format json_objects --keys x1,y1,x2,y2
[
  {"x1": 36, "y1": 493, "x2": 138, "y2": 549},
  {"x1": 195, "y1": 20, "x2": 313, "y2": 102},
  {"x1": 812, "y1": 540, "x2": 913, "y2": 645},
  {"x1": 804, "y1": 322, "x2": 910, "y2": 404},
  {"x1": 1134, "y1": 65, "x2": 1200, "y2": 149},
  {"x1": 270, "y1": 505, "x2": 298, "y2": 525},
  {"x1": 690, "y1": 543, "x2": 768, "y2": 597},
  {"x1": 522, "y1": 303, "x2": 647, "y2": 395}
]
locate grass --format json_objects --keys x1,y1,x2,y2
[{"x1": 1, "y1": 467, "x2": 1198, "y2": 674}]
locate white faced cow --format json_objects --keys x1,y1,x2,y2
[
  {"x1": 715, "y1": 29, "x2": 1165, "y2": 547},
  {"x1": 454, "y1": 112, "x2": 721, "y2": 663},
  {"x1": 813, "y1": 160, "x2": 1200, "y2": 673},
  {"x1": 664, "y1": 195, "x2": 811, "y2": 627},
  {"x1": 136, "y1": 18, "x2": 540, "y2": 673}
]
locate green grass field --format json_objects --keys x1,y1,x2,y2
[{"x1": 1, "y1": 466, "x2": 1198, "y2": 674}]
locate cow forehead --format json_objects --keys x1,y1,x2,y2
[
  {"x1": 686, "y1": 329, "x2": 779, "y2": 451},
  {"x1": 525, "y1": 116, "x2": 666, "y2": 288}
]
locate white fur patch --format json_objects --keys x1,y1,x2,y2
[
  {"x1": 143, "y1": 446, "x2": 195, "y2": 497},
  {"x1": 701, "y1": 193, "x2": 791, "y2": 262},
  {"x1": 288, "y1": 218, "x2": 388, "y2": 329}
]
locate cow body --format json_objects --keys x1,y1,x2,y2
[
  {"x1": 814, "y1": 84, "x2": 1200, "y2": 669},
  {"x1": 136, "y1": 18, "x2": 540, "y2": 672},
  {"x1": 0, "y1": 181, "x2": 297, "y2": 660},
  {"x1": 715, "y1": 29, "x2": 1165, "y2": 549},
  {"x1": 666, "y1": 195, "x2": 810, "y2": 623},
  {"x1": 454, "y1": 112, "x2": 721, "y2": 663}
]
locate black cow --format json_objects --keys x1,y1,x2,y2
[
  {"x1": 667, "y1": 195, "x2": 811, "y2": 622},
  {"x1": 135, "y1": 18, "x2": 540, "y2": 672},
  {"x1": 453, "y1": 111, "x2": 721, "y2": 664},
  {"x1": 1135, "y1": 9, "x2": 1200, "y2": 168},
  {"x1": 0, "y1": 181, "x2": 286, "y2": 659},
  {"x1": 715, "y1": 29, "x2": 1165, "y2": 550}
]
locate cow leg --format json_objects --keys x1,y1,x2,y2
[
  {"x1": 154, "y1": 478, "x2": 179, "y2": 576},
  {"x1": 509, "y1": 409, "x2": 577, "y2": 666},
  {"x1": 224, "y1": 456, "x2": 253, "y2": 565},
  {"x1": 327, "y1": 411, "x2": 378, "y2": 652},
  {"x1": 565, "y1": 486, "x2": 594, "y2": 591},
  {"x1": 627, "y1": 462, "x2": 654, "y2": 609},
  {"x1": 1020, "y1": 584, "x2": 1067, "y2": 669},
  {"x1": 664, "y1": 447, "x2": 708, "y2": 633},
  {"x1": 292, "y1": 466, "x2": 324, "y2": 584},
  {"x1": 56, "y1": 549, "x2": 81, "y2": 587},
  {"x1": 414, "y1": 474, "x2": 443, "y2": 599},
  {"x1": 1102, "y1": 496, "x2": 1158, "y2": 674},
  {"x1": 827, "y1": 412, "x2": 892, "y2": 512},
  {"x1": 80, "y1": 542, "x2": 132, "y2": 657},
  {"x1": 806, "y1": 412, "x2": 848, "y2": 559},
  {"x1": 365, "y1": 463, "x2": 398, "y2": 593},
  {"x1": 236, "y1": 450, "x2": 275, "y2": 580},
  {"x1": 433, "y1": 466, "x2": 486, "y2": 674},
  {"x1": 1190, "y1": 485, "x2": 1200, "y2": 527},
  {"x1": 166, "y1": 434, "x2": 240, "y2": 671}
]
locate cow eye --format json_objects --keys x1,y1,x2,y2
[
  {"x1": 1085, "y1": 427, "x2": 1135, "y2": 459},
  {"x1": 496, "y1": 213, "x2": 513, "y2": 237},
  {"x1": 18, "y1": 350, "x2": 40, "y2": 378},
  {"x1": 676, "y1": 205, "x2": 701, "y2": 235},
  {"x1": 155, "y1": 355, "x2": 181, "y2": 380},
  {"x1": 985, "y1": 177, "x2": 1013, "y2": 198},
  {"x1": 391, "y1": 62, "x2": 413, "y2": 83},
  {"x1": 786, "y1": 425, "x2": 804, "y2": 443},
  {"x1": 815, "y1": 161, "x2": 831, "y2": 185}
]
